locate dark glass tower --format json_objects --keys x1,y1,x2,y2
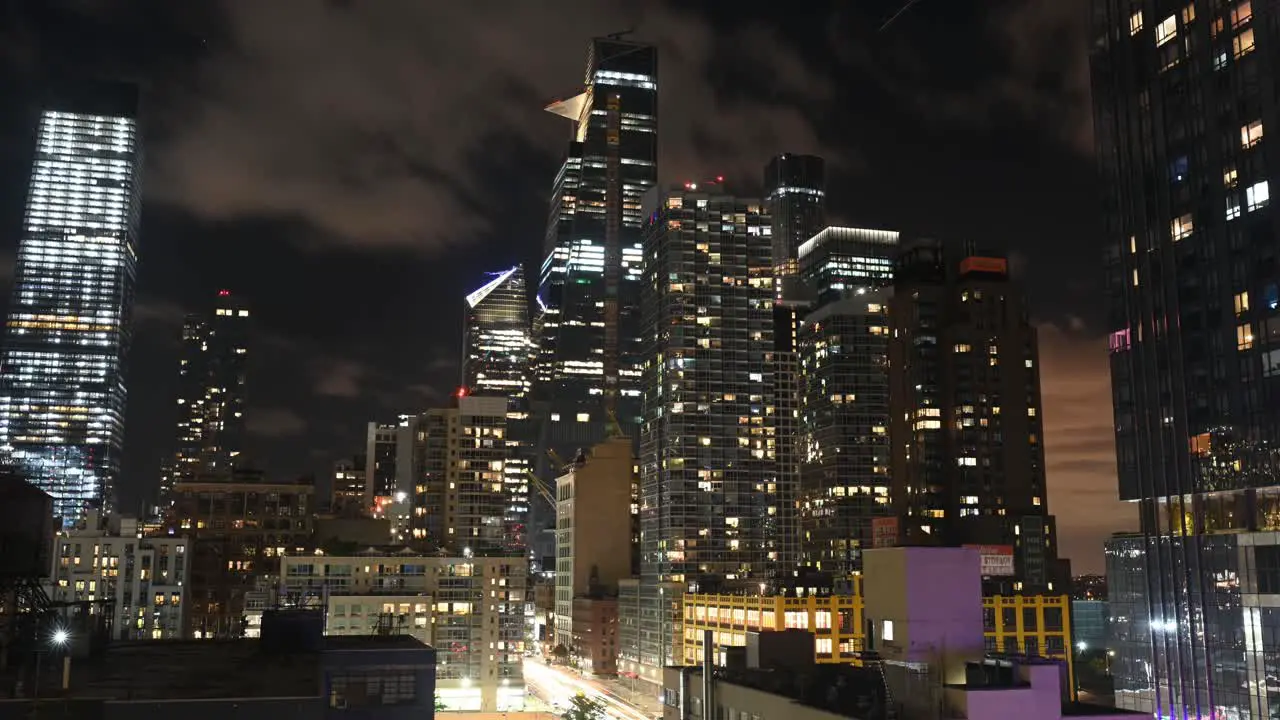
[
  {"x1": 764, "y1": 154, "x2": 826, "y2": 299},
  {"x1": 1092, "y1": 1, "x2": 1280, "y2": 716},
  {"x1": 887, "y1": 241, "x2": 1066, "y2": 593},
  {"x1": 462, "y1": 265, "x2": 532, "y2": 399},
  {"x1": 0, "y1": 83, "x2": 142, "y2": 522},
  {"x1": 161, "y1": 290, "x2": 250, "y2": 506},
  {"x1": 794, "y1": 227, "x2": 899, "y2": 576},
  {"x1": 638, "y1": 181, "x2": 778, "y2": 670},
  {"x1": 536, "y1": 36, "x2": 657, "y2": 433}
]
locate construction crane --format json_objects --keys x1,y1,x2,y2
[{"x1": 525, "y1": 470, "x2": 555, "y2": 507}]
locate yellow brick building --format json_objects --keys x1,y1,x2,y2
[{"x1": 682, "y1": 588, "x2": 1073, "y2": 690}]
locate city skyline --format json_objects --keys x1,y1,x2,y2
[{"x1": 0, "y1": 1, "x2": 1126, "y2": 571}]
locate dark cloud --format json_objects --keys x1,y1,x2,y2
[
  {"x1": 1037, "y1": 323, "x2": 1136, "y2": 573},
  {"x1": 148, "y1": 0, "x2": 838, "y2": 252},
  {"x1": 246, "y1": 407, "x2": 308, "y2": 438},
  {"x1": 312, "y1": 359, "x2": 368, "y2": 399}
]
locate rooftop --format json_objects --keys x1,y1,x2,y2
[
  {"x1": 42, "y1": 636, "x2": 431, "y2": 701},
  {"x1": 685, "y1": 663, "x2": 887, "y2": 720}
]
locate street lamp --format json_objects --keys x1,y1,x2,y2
[
  {"x1": 34, "y1": 628, "x2": 70, "y2": 702},
  {"x1": 1076, "y1": 641, "x2": 1087, "y2": 653}
]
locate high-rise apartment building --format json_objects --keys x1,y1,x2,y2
[
  {"x1": 638, "y1": 181, "x2": 779, "y2": 671},
  {"x1": 1091, "y1": 1, "x2": 1280, "y2": 716},
  {"x1": 410, "y1": 395, "x2": 525, "y2": 552},
  {"x1": 0, "y1": 83, "x2": 142, "y2": 522},
  {"x1": 798, "y1": 291, "x2": 894, "y2": 576},
  {"x1": 162, "y1": 290, "x2": 250, "y2": 507},
  {"x1": 764, "y1": 154, "x2": 825, "y2": 299},
  {"x1": 887, "y1": 241, "x2": 1065, "y2": 593},
  {"x1": 535, "y1": 35, "x2": 657, "y2": 435},
  {"x1": 795, "y1": 227, "x2": 899, "y2": 576},
  {"x1": 463, "y1": 265, "x2": 533, "y2": 399}
]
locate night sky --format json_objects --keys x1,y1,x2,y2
[{"x1": 0, "y1": 0, "x2": 1131, "y2": 572}]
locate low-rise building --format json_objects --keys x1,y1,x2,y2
[
  {"x1": 572, "y1": 596, "x2": 619, "y2": 675},
  {"x1": 279, "y1": 549, "x2": 526, "y2": 711},
  {"x1": 0, "y1": 613, "x2": 436, "y2": 720},
  {"x1": 169, "y1": 470, "x2": 315, "y2": 638},
  {"x1": 681, "y1": 582, "x2": 1074, "y2": 687},
  {"x1": 49, "y1": 511, "x2": 188, "y2": 640}
]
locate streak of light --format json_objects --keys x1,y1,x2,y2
[
  {"x1": 879, "y1": 0, "x2": 927, "y2": 32},
  {"x1": 523, "y1": 659, "x2": 651, "y2": 720}
]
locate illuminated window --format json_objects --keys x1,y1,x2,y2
[
  {"x1": 1171, "y1": 213, "x2": 1194, "y2": 241},
  {"x1": 1032, "y1": 497, "x2": 1042, "y2": 506},
  {"x1": 1233, "y1": 28, "x2": 1255, "y2": 58},
  {"x1": 1238, "y1": 323, "x2": 1255, "y2": 350},
  {"x1": 1181, "y1": 4, "x2": 1195, "y2": 23},
  {"x1": 1132, "y1": 269, "x2": 1140, "y2": 287},
  {"x1": 1235, "y1": 292, "x2": 1250, "y2": 315},
  {"x1": 1129, "y1": 10, "x2": 1144, "y2": 34},
  {"x1": 1247, "y1": 181, "x2": 1270, "y2": 211},
  {"x1": 882, "y1": 620, "x2": 894, "y2": 642},
  {"x1": 1129, "y1": 236, "x2": 1137, "y2": 254},
  {"x1": 575, "y1": 412, "x2": 589, "y2": 422},
  {"x1": 1225, "y1": 166, "x2": 1238, "y2": 187},
  {"x1": 1156, "y1": 15, "x2": 1177, "y2": 45},
  {"x1": 1028, "y1": 407, "x2": 1038, "y2": 417},
  {"x1": 953, "y1": 343, "x2": 972, "y2": 353},
  {"x1": 1227, "y1": 196, "x2": 1242, "y2": 220},
  {"x1": 1232, "y1": 0, "x2": 1253, "y2": 28},
  {"x1": 1242, "y1": 120, "x2": 1264, "y2": 149}
]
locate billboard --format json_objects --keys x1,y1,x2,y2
[
  {"x1": 959, "y1": 256, "x2": 1008, "y2": 277},
  {"x1": 871, "y1": 517, "x2": 899, "y2": 549},
  {"x1": 963, "y1": 544, "x2": 1015, "y2": 576}
]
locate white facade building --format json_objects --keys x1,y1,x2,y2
[
  {"x1": 280, "y1": 550, "x2": 526, "y2": 711},
  {"x1": 49, "y1": 511, "x2": 188, "y2": 640}
]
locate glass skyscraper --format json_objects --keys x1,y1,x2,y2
[
  {"x1": 462, "y1": 265, "x2": 532, "y2": 399},
  {"x1": 794, "y1": 227, "x2": 899, "y2": 576},
  {"x1": 0, "y1": 83, "x2": 142, "y2": 522},
  {"x1": 160, "y1": 290, "x2": 250, "y2": 507},
  {"x1": 1092, "y1": 1, "x2": 1280, "y2": 717},
  {"x1": 535, "y1": 36, "x2": 656, "y2": 433},
  {"x1": 637, "y1": 181, "x2": 779, "y2": 671},
  {"x1": 764, "y1": 154, "x2": 825, "y2": 300}
]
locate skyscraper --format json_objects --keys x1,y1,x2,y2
[
  {"x1": 887, "y1": 241, "x2": 1065, "y2": 593},
  {"x1": 764, "y1": 154, "x2": 825, "y2": 299},
  {"x1": 162, "y1": 290, "x2": 250, "y2": 507},
  {"x1": 1091, "y1": 1, "x2": 1280, "y2": 716},
  {"x1": 535, "y1": 35, "x2": 657, "y2": 435},
  {"x1": 794, "y1": 226, "x2": 900, "y2": 576},
  {"x1": 0, "y1": 83, "x2": 142, "y2": 522},
  {"x1": 463, "y1": 265, "x2": 533, "y2": 399},
  {"x1": 638, "y1": 181, "x2": 778, "y2": 670}
]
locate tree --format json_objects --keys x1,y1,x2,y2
[
  {"x1": 551, "y1": 644, "x2": 570, "y2": 663},
  {"x1": 563, "y1": 694, "x2": 606, "y2": 720},
  {"x1": 435, "y1": 693, "x2": 448, "y2": 712}
]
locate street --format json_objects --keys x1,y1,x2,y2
[{"x1": 523, "y1": 657, "x2": 663, "y2": 720}]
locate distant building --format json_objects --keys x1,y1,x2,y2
[
  {"x1": 50, "y1": 510, "x2": 187, "y2": 640},
  {"x1": 1070, "y1": 574, "x2": 1106, "y2": 601},
  {"x1": 330, "y1": 454, "x2": 368, "y2": 514},
  {"x1": 411, "y1": 395, "x2": 526, "y2": 552},
  {"x1": 169, "y1": 470, "x2": 314, "y2": 637},
  {"x1": 280, "y1": 550, "x2": 525, "y2": 711},
  {"x1": 463, "y1": 265, "x2": 533, "y2": 399},
  {"x1": 764, "y1": 154, "x2": 825, "y2": 299},
  {"x1": 365, "y1": 418, "x2": 416, "y2": 539},
  {"x1": 162, "y1": 290, "x2": 251, "y2": 508},
  {"x1": 572, "y1": 596, "x2": 620, "y2": 676},
  {"x1": 888, "y1": 242, "x2": 1067, "y2": 593},
  {"x1": 0, "y1": 82, "x2": 143, "y2": 522},
  {"x1": 1071, "y1": 600, "x2": 1109, "y2": 653},
  {"x1": 554, "y1": 437, "x2": 633, "y2": 659}
]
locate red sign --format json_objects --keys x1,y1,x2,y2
[
  {"x1": 963, "y1": 544, "x2": 1015, "y2": 576},
  {"x1": 871, "y1": 517, "x2": 899, "y2": 549},
  {"x1": 959, "y1": 257, "x2": 1008, "y2": 277}
]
